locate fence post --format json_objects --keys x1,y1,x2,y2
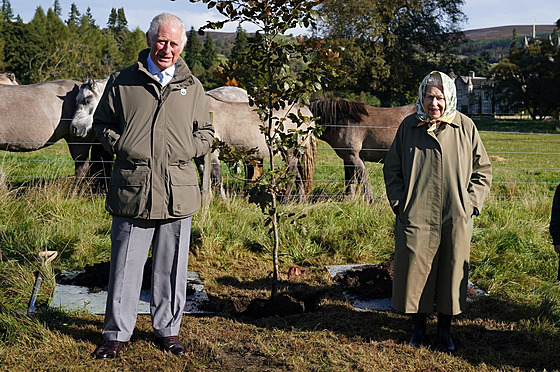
[{"x1": 201, "y1": 112, "x2": 213, "y2": 206}]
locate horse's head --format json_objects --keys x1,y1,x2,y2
[
  {"x1": 70, "y1": 77, "x2": 107, "y2": 137},
  {"x1": 0, "y1": 72, "x2": 18, "y2": 85}
]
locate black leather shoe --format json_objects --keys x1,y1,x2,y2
[
  {"x1": 156, "y1": 336, "x2": 185, "y2": 356},
  {"x1": 409, "y1": 313, "x2": 427, "y2": 348},
  {"x1": 437, "y1": 313, "x2": 456, "y2": 353},
  {"x1": 95, "y1": 341, "x2": 126, "y2": 359}
]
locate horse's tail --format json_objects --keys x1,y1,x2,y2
[{"x1": 300, "y1": 132, "x2": 317, "y2": 198}]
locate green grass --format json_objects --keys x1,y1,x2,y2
[{"x1": 1, "y1": 119, "x2": 560, "y2": 370}]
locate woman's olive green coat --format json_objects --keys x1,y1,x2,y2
[{"x1": 383, "y1": 112, "x2": 492, "y2": 315}]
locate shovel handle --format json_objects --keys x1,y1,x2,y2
[{"x1": 27, "y1": 271, "x2": 43, "y2": 314}]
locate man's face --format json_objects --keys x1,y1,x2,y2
[{"x1": 146, "y1": 24, "x2": 185, "y2": 70}]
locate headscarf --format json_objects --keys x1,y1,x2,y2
[{"x1": 416, "y1": 71, "x2": 457, "y2": 133}]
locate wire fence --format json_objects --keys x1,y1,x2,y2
[{"x1": 1, "y1": 127, "x2": 559, "y2": 201}]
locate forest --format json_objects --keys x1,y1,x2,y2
[{"x1": 1, "y1": 0, "x2": 559, "y2": 115}]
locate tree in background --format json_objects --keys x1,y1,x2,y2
[
  {"x1": 314, "y1": 0, "x2": 466, "y2": 106},
  {"x1": 1, "y1": 0, "x2": 15, "y2": 22},
  {"x1": 66, "y1": 3, "x2": 80, "y2": 28},
  {"x1": 84, "y1": 7, "x2": 95, "y2": 27},
  {"x1": 53, "y1": 0, "x2": 62, "y2": 17},
  {"x1": 453, "y1": 56, "x2": 491, "y2": 77},
  {"x1": 492, "y1": 36, "x2": 560, "y2": 120},
  {"x1": 0, "y1": 2, "x2": 145, "y2": 83},
  {"x1": 230, "y1": 24, "x2": 249, "y2": 60},
  {"x1": 223, "y1": 24, "x2": 253, "y2": 86},
  {"x1": 184, "y1": 26, "x2": 204, "y2": 69},
  {"x1": 120, "y1": 27, "x2": 148, "y2": 67},
  {"x1": 201, "y1": 33, "x2": 218, "y2": 69}
]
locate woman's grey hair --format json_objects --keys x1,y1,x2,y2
[
  {"x1": 147, "y1": 13, "x2": 187, "y2": 47},
  {"x1": 425, "y1": 73, "x2": 443, "y2": 88}
]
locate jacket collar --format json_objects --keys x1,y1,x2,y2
[{"x1": 136, "y1": 49, "x2": 195, "y2": 87}]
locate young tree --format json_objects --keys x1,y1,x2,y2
[{"x1": 190, "y1": 0, "x2": 338, "y2": 300}]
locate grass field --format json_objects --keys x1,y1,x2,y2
[{"x1": 0, "y1": 119, "x2": 560, "y2": 371}]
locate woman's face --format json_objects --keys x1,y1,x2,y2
[{"x1": 422, "y1": 85, "x2": 446, "y2": 120}]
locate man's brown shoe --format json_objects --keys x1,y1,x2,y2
[
  {"x1": 95, "y1": 340, "x2": 126, "y2": 359},
  {"x1": 156, "y1": 336, "x2": 185, "y2": 356}
]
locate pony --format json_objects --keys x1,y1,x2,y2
[
  {"x1": 206, "y1": 86, "x2": 316, "y2": 201},
  {"x1": 70, "y1": 77, "x2": 112, "y2": 191},
  {"x1": 0, "y1": 79, "x2": 99, "y2": 182},
  {"x1": 69, "y1": 83, "x2": 317, "y2": 201},
  {"x1": 309, "y1": 99, "x2": 415, "y2": 199}
]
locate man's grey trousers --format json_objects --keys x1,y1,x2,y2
[{"x1": 102, "y1": 216, "x2": 192, "y2": 342}]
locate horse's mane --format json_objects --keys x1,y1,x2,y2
[{"x1": 309, "y1": 98, "x2": 369, "y2": 128}]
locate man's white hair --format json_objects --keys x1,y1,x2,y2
[{"x1": 147, "y1": 13, "x2": 187, "y2": 48}]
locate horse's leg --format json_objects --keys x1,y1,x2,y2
[
  {"x1": 89, "y1": 142, "x2": 113, "y2": 193},
  {"x1": 355, "y1": 157, "x2": 373, "y2": 201},
  {"x1": 343, "y1": 157, "x2": 357, "y2": 199},
  {"x1": 66, "y1": 142, "x2": 92, "y2": 194},
  {"x1": 343, "y1": 152, "x2": 372, "y2": 200},
  {"x1": 210, "y1": 152, "x2": 225, "y2": 198}
]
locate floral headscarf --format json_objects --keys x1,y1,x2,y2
[{"x1": 416, "y1": 71, "x2": 457, "y2": 132}]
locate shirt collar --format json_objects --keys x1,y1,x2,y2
[{"x1": 147, "y1": 53, "x2": 176, "y2": 81}]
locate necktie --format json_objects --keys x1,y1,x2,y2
[{"x1": 156, "y1": 71, "x2": 164, "y2": 84}]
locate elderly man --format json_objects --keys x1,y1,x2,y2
[{"x1": 93, "y1": 13, "x2": 214, "y2": 359}]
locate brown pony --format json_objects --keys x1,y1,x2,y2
[{"x1": 310, "y1": 99, "x2": 415, "y2": 199}]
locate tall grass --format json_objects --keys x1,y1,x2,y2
[{"x1": 1, "y1": 122, "x2": 560, "y2": 369}]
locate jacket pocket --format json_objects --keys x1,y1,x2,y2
[
  {"x1": 168, "y1": 163, "x2": 200, "y2": 217},
  {"x1": 106, "y1": 163, "x2": 150, "y2": 217}
]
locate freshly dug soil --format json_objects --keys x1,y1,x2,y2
[
  {"x1": 333, "y1": 256, "x2": 394, "y2": 300},
  {"x1": 332, "y1": 255, "x2": 481, "y2": 301},
  {"x1": 57, "y1": 258, "x2": 195, "y2": 295}
]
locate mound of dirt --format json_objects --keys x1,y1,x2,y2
[
  {"x1": 57, "y1": 258, "x2": 195, "y2": 295},
  {"x1": 333, "y1": 256, "x2": 394, "y2": 300},
  {"x1": 332, "y1": 255, "x2": 480, "y2": 302}
]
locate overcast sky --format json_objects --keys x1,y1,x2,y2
[{"x1": 12, "y1": 0, "x2": 560, "y2": 34}]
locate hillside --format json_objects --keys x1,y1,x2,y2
[
  {"x1": 199, "y1": 25, "x2": 559, "y2": 61},
  {"x1": 464, "y1": 24, "x2": 557, "y2": 41}
]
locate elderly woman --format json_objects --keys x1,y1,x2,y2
[{"x1": 383, "y1": 71, "x2": 492, "y2": 352}]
